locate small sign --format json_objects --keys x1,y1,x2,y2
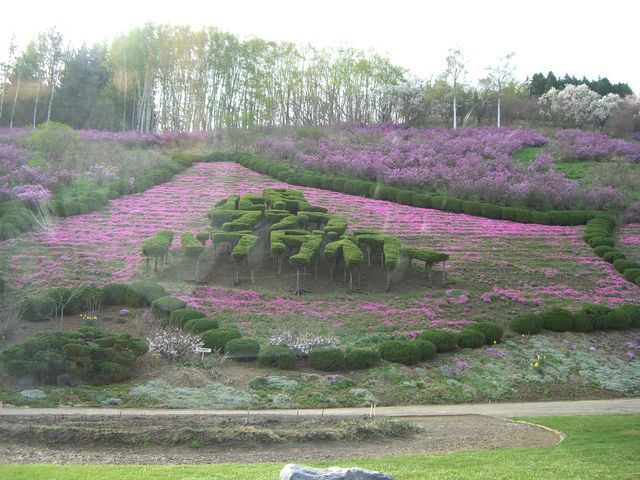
[{"x1": 196, "y1": 347, "x2": 212, "y2": 353}]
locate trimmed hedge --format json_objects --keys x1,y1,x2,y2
[
  {"x1": 201, "y1": 328, "x2": 242, "y2": 353},
  {"x1": 151, "y1": 296, "x2": 187, "y2": 321},
  {"x1": 169, "y1": 308, "x2": 207, "y2": 328},
  {"x1": 618, "y1": 304, "x2": 640, "y2": 328},
  {"x1": 124, "y1": 281, "x2": 167, "y2": 307},
  {"x1": 417, "y1": 330, "x2": 458, "y2": 352},
  {"x1": 183, "y1": 317, "x2": 219, "y2": 333},
  {"x1": 465, "y1": 322, "x2": 503, "y2": 344},
  {"x1": 623, "y1": 268, "x2": 640, "y2": 283},
  {"x1": 456, "y1": 330, "x2": 486, "y2": 349},
  {"x1": 378, "y1": 340, "x2": 421, "y2": 366},
  {"x1": 258, "y1": 345, "x2": 297, "y2": 369},
  {"x1": 225, "y1": 338, "x2": 260, "y2": 361},
  {"x1": 103, "y1": 283, "x2": 129, "y2": 306},
  {"x1": 415, "y1": 340, "x2": 437, "y2": 360},
  {"x1": 603, "y1": 251, "x2": 626, "y2": 263},
  {"x1": 539, "y1": 307, "x2": 574, "y2": 332},
  {"x1": 20, "y1": 295, "x2": 57, "y2": 322},
  {"x1": 308, "y1": 347, "x2": 345, "y2": 371},
  {"x1": 344, "y1": 348, "x2": 381, "y2": 369},
  {"x1": 510, "y1": 313, "x2": 544, "y2": 334}
]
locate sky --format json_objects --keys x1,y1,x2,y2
[{"x1": 3, "y1": 0, "x2": 639, "y2": 92}]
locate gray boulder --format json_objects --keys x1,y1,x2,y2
[{"x1": 279, "y1": 464, "x2": 395, "y2": 480}]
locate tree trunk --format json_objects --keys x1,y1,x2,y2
[
  {"x1": 46, "y1": 84, "x2": 55, "y2": 123},
  {"x1": 497, "y1": 94, "x2": 501, "y2": 128},
  {"x1": 452, "y1": 92, "x2": 457, "y2": 130},
  {"x1": 32, "y1": 78, "x2": 41, "y2": 128},
  {"x1": 9, "y1": 73, "x2": 20, "y2": 128}
]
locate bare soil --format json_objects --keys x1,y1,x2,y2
[{"x1": 0, "y1": 414, "x2": 560, "y2": 464}]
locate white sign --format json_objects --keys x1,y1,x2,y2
[{"x1": 195, "y1": 347, "x2": 212, "y2": 353}]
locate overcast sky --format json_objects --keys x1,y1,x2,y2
[{"x1": 3, "y1": 0, "x2": 639, "y2": 92}]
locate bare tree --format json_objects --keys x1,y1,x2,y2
[
  {"x1": 445, "y1": 48, "x2": 466, "y2": 129},
  {"x1": 485, "y1": 52, "x2": 515, "y2": 127}
]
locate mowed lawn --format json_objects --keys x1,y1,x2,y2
[{"x1": 2, "y1": 415, "x2": 638, "y2": 479}]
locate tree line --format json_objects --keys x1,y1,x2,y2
[{"x1": 0, "y1": 25, "x2": 636, "y2": 132}]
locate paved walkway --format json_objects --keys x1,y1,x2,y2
[{"x1": 2, "y1": 398, "x2": 639, "y2": 419}]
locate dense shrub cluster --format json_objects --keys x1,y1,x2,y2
[
  {"x1": 511, "y1": 304, "x2": 640, "y2": 334},
  {"x1": 1, "y1": 327, "x2": 148, "y2": 385},
  {"x1": 258, "y1": 345, "x2": 297, "y2": 369}
]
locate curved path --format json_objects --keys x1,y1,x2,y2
[{"x1": 2, "y1": 397, "x2": 639, "y2": 418}]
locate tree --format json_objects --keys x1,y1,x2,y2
[
  {"x1": 444, "y1": 48, "x2": 466, "y2": 129},
  {"x1": 485, "y1": 52, "x2": 515, "y2": 127}
]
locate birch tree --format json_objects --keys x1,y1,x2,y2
[
  {"x1": 444, "y1": 48, "x2": 466, "y2": 129},
  {"x1": 485, "y1": 52, "x2": 515, "y2": 127}
]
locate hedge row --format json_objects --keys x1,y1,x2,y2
[
  {"x1": 511, "y1": 304, "x2": 640, "y2": 334},
  {"x1": 236, "y1": 154, "x2": 602, "y2": 226}
]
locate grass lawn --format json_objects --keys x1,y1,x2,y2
[{"x1": 1, "y1": 414, "x2": 638, "y2": 479}]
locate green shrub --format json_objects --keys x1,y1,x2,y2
[
  {"x1": 46, "y1": 287, "x2": 82, "y2": 315},
  {"x1": 510, "y1": 313, "x2": 543, "y2": 334},
  {"x1": 465, "y1": 322, "x2": 503, "y2": 344},
  {"x1": 600, "y1": 310, "x2": 633, "y2": 330},
  {"x1": 258, "y1": 345, "x2": 297, "y2": 369},
  {"x1": 201, "y1": 328, "x2": 242, "y2": 353},
  {"x1": 102, "y1": 283, "x2": 129, "y2": 305},
  {"x1": 151, "y1": 296, "x2": 187, "y2": 321},
  {"x1": 169, "y1": 308, "x2": 207, "y2": 328},
  {"x1": 588, "y1": 237, "x2": 615, "y2": 248},
  {"x1": 578, "y1": 304, "x2": 614, "y2": 330},
  {"x1": 0, "y1": 276, "x2": 4, "y2": 295},
  {"x1": 343, "y1": 348, "x2": 381, "y2": 369},
  {"x1": 539, "y1": 307, "x2": 574, "y2": 332},
  {"x1": 225, "y1": 338, "x2": 260, "y2": 361},
  {"x1": 442, "y1": 197, "x2": 463, "y2": 213},
  {"x1": 571, "y1": 311, "x2": 594, "y2": 333},
  {"x1": 462, "y1": 201, "x2": 482, "y2": 216},
  {"x1": 124, "y1": 281, "x2": 167, "y2": 307},
  {"x1": 480, "y1": 203, "x2": 503, "y2": 219},
  {"x1": 417, "y1": 330, "x2": 458, "y2": 352},
  {"x1": 74, "y1": 285, "x2": 106, "y2": 312},
  {"x1": 623, "y1": 268, "x2": 640, "y2": 283},
  {"x1": 308, "y1": 348, "x2": 345, "y2": 371},
  {"x1": 378, "y1": 340, "x2": 421, "y2": 365},
  {"x1": 618, "y1": 304, "x2": 640, "y2": 328},
  {"x1": 456, "y1": 330, "x2": 486, "y2": 349},
  {"x1": 592, "y1": 245, "x2": 614, "y2": 258},
  {"x1": 183, "y1": 317, "x2": 219, "y2": 333},
  {"x1": 603, "y1": 251, "x2": 626, "y2": 263},
  {"x1": 415, "y1": 340, "x2": 437, "y2": 360},
  {"x1": 411, "y1": 194, "x2": 432, "y2": 208},
  {"x1": 371, "y1": 185, "x2": 399, "y2": 201},
  {"x1": 530, "y1": 211, "x2": 551, "y2": 225},
  {"x1": 613, "y1": 259, "x2": 640, "y2": 274},
  {"x1": 396, "y1": 190, "x2": 415, "y2": 206},
  {"x1": 20, "y1": 295, "x2": 57, "y2": 322}
]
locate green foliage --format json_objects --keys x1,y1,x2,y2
[
  {"x1": 603, "y1": 251, "x2": 626, "y2": 263},
  {"x1": 539, "y1": 307, "x2": 574, "y2": 332},
  {"x1": 342, "y1": 239, "x2": 364, "y2": 270},
  {"x1": 1, "y1": 327, "x2": 147, "y2": 385},
  {"x1": 395, "y1": 190, "x2": 415, "y2": 205},
  {"x1": 465, "y1": 322, "x2": 503, "y2": 344},
  {"x1": 231, "y1": 234, "x2": 259, "y2": 262},
  {"x1": 592, "y1": 245, "x2": 614, "y2": 257},
  {"x1": 308, "y1": 348, "x2": 345, "y2": 371},
  {"x1": 378, "y1": 340, "x2": 421, "y2": 366},
  {"x1": 480, "y1": 203, "x2": 503, "y2": 220},
  {"x1": 618, "y1": 304, "x2": 640, "y2": 328},
  {"x1": 417, "y1": 330, "x2": 458, "y2": 352},
  {"x1": 588, "y1": 237, "x2": 615, "y2": 248},
  {"x1": 613, "y1": 259, "x2": 640, "y2": 274},
  {"x1": 183, "y1": 317, "x2": 219, "y2": 333},
  {"x1": 371, "y1": 185, "x2": 399, "y2": 201},
  {"x1": 623, "y1": 268, "x2": 640, "y2": 283},
  {"x1": 20, "y1": 295, "x2": 57, "y2": 322},
  {"x1": 181, "y1": 233, "x2": 204, "y2": 258},
  {"x1": 599, "y1": 310, "x2": 632, "y2": 330},
  {"x1": 46, "y1": 287, "x2": 81, "y2": 315},
  {"x1": 201, "y1": 328, "x2": 242, "y2": 353},
  {"x1": 225, "y1": 338, "x2": 260, "y2": 361},
  {"x1": 0, "y1": 200, "x2": 36, "y2": 240},
  {"x1": 383, "y1": 236, "x2": 402, "y2": 269},
  {"x1": 142, "y1": 231, "x2": 173, "y2": 259},
  {"x1": 102, "y1": 283, "x2": 129, "y2": 306},
  {"x1": 510, "y1": 313, "x2": 543, "y2": 334},
  {"x1": 578, "y1": 304, "x2": 614, "y2": 330},
  {"x1": 411, "y1": 193, "x2": 432, "y2": 208},
  {"x1": 456, "y1": 330, "x2": 486, "y2": 349},
  {"x1": 169, "y1": 308, "x2": 206, "y2": 328},
  {"x1": 415, "y1": 340, "x2": 437, "y2": 360},
  {"x1": 257, "y1": 345, "x2": 297, "y2": 369},
  {"x1": 151, "y1": 296, "x2": 187, "y2": 322},
  {"x1": 74, "y1": 285, "x2": 105, "y2": 311},
  {"x1": 402, "y1": 247, "x2": 449, "y2": 265},
  {"x1": 343, "y1": 348, "x2": 381, "y2": 369},
  {"x1": 124, "y1": 281, "x2": 168, "y2": 307},
  {"x1": 462, "y1": 200, "x2": 482, "y2": 216},
  {"x1": 571, "y1": 311, "x2": 594, "y2": 333}
]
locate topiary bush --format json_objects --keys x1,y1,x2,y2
[
  {"x1": 456, "y1": 330, "x2": 486, "y2": 349},
  {"x1": 510, "y1": 313, "x2": 543, "y2": 334},
  {"x1": 395, "y1": 190, "x2": 415, "y2": 206},
  {"x1": 20, "y1": 295, "x2": 57, "y2": 322},
  {"x1": 169, "y1": 308, "x2": 206, "y2": 328},
  {"x1": 124, "y1": 281, "x2": 167, "y2": 307},
  {"x1": 603, "y1": 251, "x2": 626, "y2": 263},
  {"x1": 600, "y1": 310, "x2": 633, "y2": 330},
  {"x1": 623, "y1": 268, "x2": 640, "y2": 284},
  {"x1": 417, "y1": 330, "x2": 458, "y2": 352},
  {"x1": 258, "y1": 345, "x2": 297, "y2": 369},
  {"x1": 378, "y1": 340, "x2": 421, "y2": 366},
  {"x1": 201, "y1": 328, "x2": 242, "y2": 353},
  {"x1": 308, "y1": 347, "x2": 345, "y2": 371},
  {"x1": 411, "y1": 194, "x2": 431, "y2": 208},
  {"x1": 183, "y1": 317, "x2": 219, "y2": 333},
  {"x1": 74, "y1": 285, "x2": 106, "y2": 313},
  {"x1": 225, "y1": 338, "x2": 260, "y2": 361},
  {"x1": 465, "y1": 322, "x2": 503, "y2": 344},
  {"x1": 151, "y1": 296, "x2": 187, "y2": 322},
  {"x1": 102, "y1": 283, "x2": 129, "y2": 306},
  {"x1": 571, "y1": 311, "x2": 594, "y2": 332},
  {"x1": 462, "y1": 201, "x2": 482, "y2": 216},
  {"x1": 592, "y1": 245, "x2": 614, "y2": 258},
  {"x1": 46, "y1": 287, "x2": 82, "y2": 315},
  {"x1": 415, "y1": 340, "x2": 437, "y2": 360},
  {"x1": 588, "y1": 237, "x2": 615, "y2": 248},
  {"x1": 480, "y1": 203, "x2": 503, "y2": 219},
  {"x1": 578, "y1": 304, "x2": 613, "y2": 330},
  {"x1": 538, "y1": 307, "x2": 574, "y2": 332},
  {"x1": 618, "y1": 304, "x2": 640, "y2": 328},
  {"x1": 613, "y1": 259, "x2": 640, "y2": 274},
  {"x1": 343, "y1": 348, "x2": 381, "y2": 369}
]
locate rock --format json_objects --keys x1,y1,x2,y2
[{"x1": 279, "y1": 464, "x2": 395, "y2": 480}]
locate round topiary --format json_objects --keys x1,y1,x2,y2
[
  {"x1": 465, "y1": 322, "x2": 503, "y2": 344},
  {"x1": 415, "y1": 340, "x2": 437, "y2": 360},
  {"x1": 183, "y1": 317, "x2": 219, "y2": 333},
  {"x1": 456, "y1": 330, "x2": 486, "y2": 349},
  {"x1": 510, "y1": 313, "x2": 543, "y2": 334},
  {"x1": 411, "y1": 194, "x2": 432, "y2": 208},
  {"x1": 592, "y1": 245, "x2": 614, "y2": 258},
  {"x1": 603, "y1": 251, "x2": 626, "y2": 263},
  {"x1": 74, "y1": 285, "x2": 106, "y2": 312},
  {"x1": 169, "y1": 308, "x2": 206, "y2": 328},
  {"x1": 538, "y1": 307, "x2": 574, "y2": 332},
  {"x1": 623, "y1": 268, "x2": 640, "y2": 284},
  {"x1": 201, "y1": 328, "x2": 242, "y2": 353},
  {"x1": 613, "y1": 259, "x2": 640, "y2": 274},
  {"x1": 151, "y1": 296, "x2": 187, "y2": 322},
  {"x1": 102, "y1": 283, "x2": 129, "y2": 306},
  {"x1": 395, "y1": 190, "x2": 415, "y2": 206},
  {"x1": 46, "y1": 287, "x2": 82, "y2": 315},
  {"x1": 225, "y1": 338, "x2": 260, "y2": 361},
  {"x1": 378, "y1": 340, "x2": 421, "y2": 366},
  {"x1": 20, "y1": 295, "x2": 57, "y2": 322},
  {"x1": 417, "y1": 330, "x2": 458, "y2": 352},
  {"x1": 124, "y1": 281, "x2": 167, "y2": 307},
  {"x1": 588, "y1": 237, "x2": 615, "y2": 248},
  {"x1": 578, "y1": 304, "x2": 613, "y2": 330},
  {"x1": 258, "y1": 345, "x2": 297, "y2": 369},
  {"x1": 600, "y1": 310, "x2": 633, "y2": 330},
  {"x1": 571, "y1": 311, "x2": 594, "y2": 332},
  {"x1": 308, "y1": 348, "x2": 345, "y2": 371},
  {"x1": 462, "y1": 201, "x2": 482, "y2": 216},
  {"x1": 343, "y1": 348, "x2": 381, "y2": 369},
  {"x1": 617, "y1": 304, "x2": 640, "y2": 328}
]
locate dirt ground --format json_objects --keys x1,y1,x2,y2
[{"x1": 0, "y1": 414, "x2": 560, "y2": 464}]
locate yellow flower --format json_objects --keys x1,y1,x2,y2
[{"x1": 533, "y1": 362, "x2": 539, "y2": 368}]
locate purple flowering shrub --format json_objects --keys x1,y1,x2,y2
[{"x1": 552, "y1": 129, "x2": 640, "y2": 163}]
